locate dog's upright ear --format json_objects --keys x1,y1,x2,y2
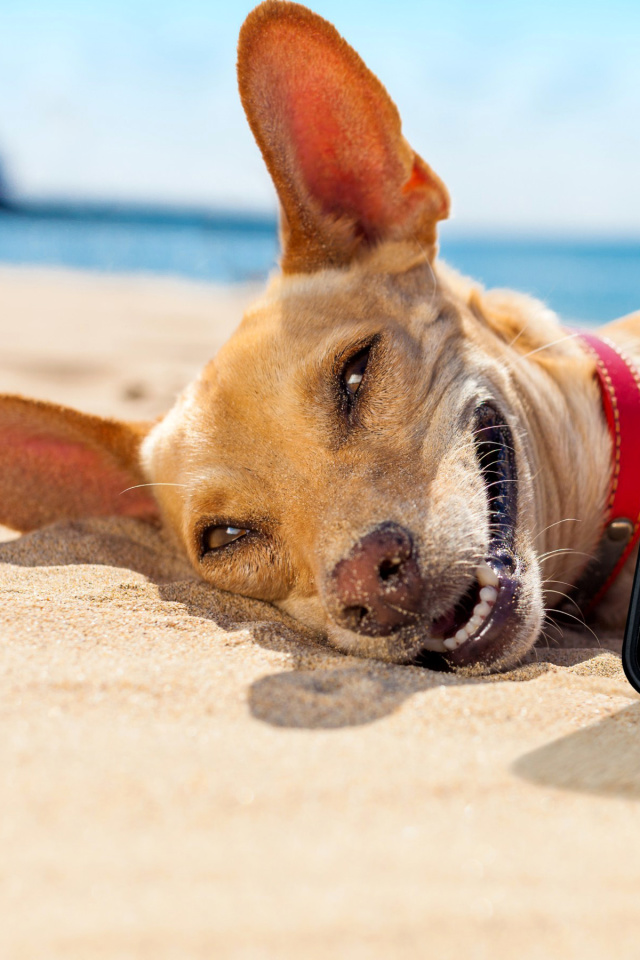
[
  {"x1": 238, "y1": 0, "x2": 450, "y2": 274},
  {"x1": 0, "y1": 395, "x2": 160, "y2": 532}
]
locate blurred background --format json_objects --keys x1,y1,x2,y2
[{"x1": 1, "y1": 0, "x2": 639, "y2": 322}]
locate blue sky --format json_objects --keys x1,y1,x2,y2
[{"x1": 1, "y1": 0, "x2": 639, "y2": 233}]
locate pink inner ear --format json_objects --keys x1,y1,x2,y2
[
  {"x1": 256, "y1": 21, "x2": 441, "y2": 239},
  {"x1": 2, "y1": 430, "x2": 158, "y2": 522},
  {"x1": 283, "y1": 42, "x2": 397, "y2": 233}
]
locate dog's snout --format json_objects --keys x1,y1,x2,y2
[{"x1": 329, "y1": 523, "x2": 424, "y2": 636}]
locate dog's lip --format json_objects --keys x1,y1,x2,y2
[
  {"x1": 416, "y1": 402, "x2": 522, "y2": 669},
  {"x1": 439, "y1": 550, "x2": 523, "y2": 667}
]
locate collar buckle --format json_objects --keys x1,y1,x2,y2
[{"x1": 557, "y1": 518, "x2": 634, "y2": 616}]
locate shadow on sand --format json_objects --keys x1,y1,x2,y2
[
  {"x1": 512, "y1": 702, "x2": 640, "y2": 799},
  {"x1": 1, "y1": 518, "x2": 622, "y2": 732}
]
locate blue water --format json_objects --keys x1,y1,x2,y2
[
  {"x1": 0, "y1": 209, "x2": 278, "y2": 285},
  {"x1": 0, "y1": 209, "x2": 638, "y2": 325},
  {"x1": 439, "y1": 236, "x2": 640, "y2": 326}
]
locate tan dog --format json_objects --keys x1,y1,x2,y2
[{"x1": 1, "y1": 1, "x2": 639, "y2": 672}]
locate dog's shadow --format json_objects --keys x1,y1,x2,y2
[
  {"x1": 247, "y1": 660, "x2": 491, "y2": 728},
  {"x1": 0, "y1": 518, "x2": 624, "y2": 736},
  {"x1": 155, "y1": 564, "x2": 614, "y2": 734},
  {"x1": 156, "y1": 577, "x2": 465, "y2": 727}
]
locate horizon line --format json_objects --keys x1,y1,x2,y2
[{"x1": 1, "y1": 198, "x2": 639, "y2": 244}]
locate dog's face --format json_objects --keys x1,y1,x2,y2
[
  {"x1": 143, "y1": 241, "x2": 546, "y2": 670},
  {"x1": 1, "y1": 2, "x2": 609, "y2": 673}
]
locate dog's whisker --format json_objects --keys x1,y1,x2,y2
[
  {"x1": 541, "y1": 615, "x2": 564, "y2": 640},
  {"x1": 541, "y1": 586, "x2": 583, "y2": 616},
  {"x1": 507, "y1": 319, "x2": 532, "y2": 350},
  {"x1": 509, "y1": 331, "x2": 581, "y2": 364},
  {"x1": 482, "y1": 478, "x2": 518, "y2": 490},
  {"x1": 532, "y1": 517, "x2": 582, "y2": 543},
  {"x1": 545, "y1": 608, "x2": 601, "y2": 646},
  {"x1": 537, "y1": 547, "x2": 594, "y2": 562},
  {"x1": 541, "y1": 577, "x2": 583, "y2": 592},
  {"x1": 537, "y1": 628, "x2": 555, "y2": 650},
  {"x1": 119, "y1": 482, "x2": 188, "y2": 495}
]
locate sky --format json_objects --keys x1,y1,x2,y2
[{"x1": 1, "y1": 0, "x2": 639, "y2": 234}]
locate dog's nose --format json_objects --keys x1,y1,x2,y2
[{"x1": 329, "y1": 523, "x2": 424, "y2": 636}]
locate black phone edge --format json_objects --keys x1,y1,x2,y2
[{"x1": 622, "y1": 548, "x2": 640, "y2": 694}]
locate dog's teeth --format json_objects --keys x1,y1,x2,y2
[
  {"x1": 473, "y1": 601, "x2": 491, "y2": 618},
  {"x1": 479, "y1": 585, "x2": 498, "y2": 604},
  {"x1": 476, "y1": 563, "x2": 499, "y2": 588},
  {"x1": 445, "y1": 580, "x2": 500, "y2": 651}
]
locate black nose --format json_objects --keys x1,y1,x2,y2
[{"x1": 329, "y1": 523, "x2": 424, "y2": 636}]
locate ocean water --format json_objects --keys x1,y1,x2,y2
[{"x1": 0, "y1": 209, "x2": 638, "y2": 326}]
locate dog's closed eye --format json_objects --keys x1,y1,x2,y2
[
  {"x1": 341, "y1": 345, "x2": 371, "y2": 398},
  {"x1": 202, "y1": 524, "x2": 249, "y2": 553}
]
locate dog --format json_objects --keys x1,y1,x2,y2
[{"x1": 2, "y1": 0, "x2": 639, "y2": 673}]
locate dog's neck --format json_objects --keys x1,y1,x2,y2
[
  {"x1": 516, "y1": 325, "x2": 634, "y2": 619},
  {"x1": 529, "y1": 350, "x2": 610, "y2": 601},
  {"x1": 439, "y1": 265, "x2": 615, "y2": 613},
  {"x1": 558, "y1": 333, "x2": 640, "y2": 616}
]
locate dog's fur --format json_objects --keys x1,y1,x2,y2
[{"x1": 2, "y1": 1, "x2": 639, "y2": 672}]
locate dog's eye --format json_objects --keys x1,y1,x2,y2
[
  {"x1": 202, "y1": 524, "x2": 249, "y2": 552},
  {"x1": 342, "y1": 346, "x2": 371, "y2": 397}
]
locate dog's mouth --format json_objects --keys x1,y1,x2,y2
[{"x1": 418, "y1": 402, "x2": 522, "y2": 669}]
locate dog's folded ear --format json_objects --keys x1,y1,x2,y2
[
  {"x1": 0, "y1": 395, "x2": 160, "y2": 532},
  {"x1": 238, "y1": 0, "x2": 450, "y2": 274}
]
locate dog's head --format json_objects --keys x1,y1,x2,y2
[
  {"x1": 4, "y1": 2, "x2": 604, "y2": 672},
  {"x1": 143, "y1": 238, "x2": 549, "y2": 671}
]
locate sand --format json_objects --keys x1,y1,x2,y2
[{"x1": 1, "y1": 266, "x2": 640, "y2": 959}]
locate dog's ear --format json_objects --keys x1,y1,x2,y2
[
  {"x1": 238, "y1": 1, "x2": 450, "y2": 274},
  {"x1": 0, "y1": 395, "x2": 160, "y2": 532}
]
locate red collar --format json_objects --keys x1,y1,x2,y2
[{"x1": 567, "y1": 331, "x2": 640, "y2": 612}]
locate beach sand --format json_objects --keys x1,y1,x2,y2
[{"x1": 1, "y1": 266, "x2": 639, "y2": 959}]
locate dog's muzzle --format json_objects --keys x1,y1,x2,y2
[{"x1": 324, "y1": 402, "x2": 524, "y2": 670}]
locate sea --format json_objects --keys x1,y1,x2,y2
[{"x1": 0, "y1": 204, "x2": 638, "y2": 326}]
